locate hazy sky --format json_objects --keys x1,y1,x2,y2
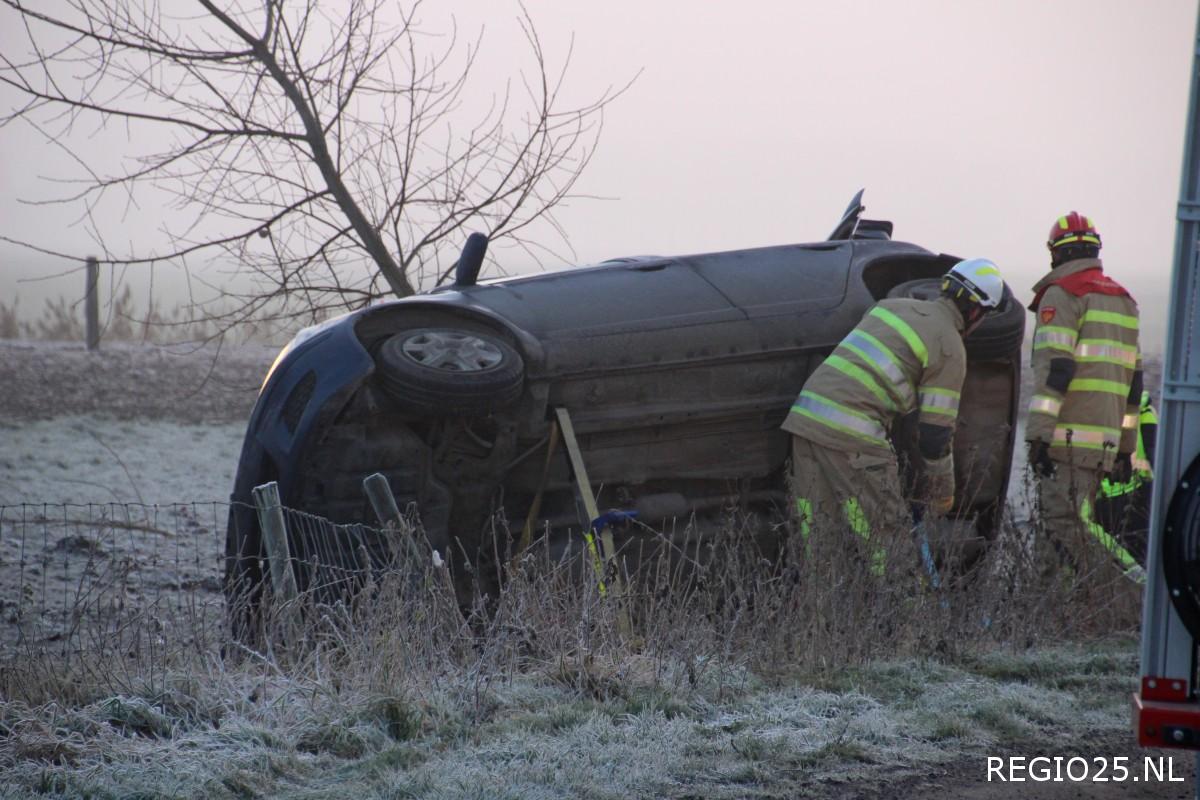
[{"x1": 0, "y1": 0, "x2": 1194, "y2": 349}]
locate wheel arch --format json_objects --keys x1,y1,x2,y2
[{"x1": 352, "y1": 298, "x2": 545, "y2": 374}]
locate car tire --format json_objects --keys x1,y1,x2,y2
[
  {"x1": 376, "y1": 327, "x2": 524, "y2": 415},
  {"x1": 886, "y1": 278, "x2": 1025, "y2": 360},
  {"x1": 1163, "y1": 452, "x2": 1200, "y2": 640}
]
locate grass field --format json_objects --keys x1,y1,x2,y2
[{"x1": 0, "y1": 339, "x2": 1178, "y2": 799}]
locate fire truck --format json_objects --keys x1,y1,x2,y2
[{"x1": 1135, "y1": 5, "x2": 1200, "y2": 767}]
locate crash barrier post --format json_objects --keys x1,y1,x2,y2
[
  {"x1": 362, "y1": 472, "x2": 425, "y2": 569},
  {"x1": 84, "y1": 256, "x2": 99, "y2": 351},
  {"x1": 252, "y1": 482, "x2": 299, "y2": 607},
  {"x1": 553, "y1": 407, "x2": 632, "y2": 638}
]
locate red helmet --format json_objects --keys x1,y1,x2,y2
[{"x1": 1047, "y1": 211, "x2": 1101, "y2": 251}]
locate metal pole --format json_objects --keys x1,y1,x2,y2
[
  {"x1": 84, "y1": 256, "x2": 99, "y2": 351},
  {"x1": 252, "y1": 481, "x2": 298, "y2": 605}
]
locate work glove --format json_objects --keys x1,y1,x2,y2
[
  {"x1": 1123, "y1": 564, "x2": 1146, "y2": 585},
  {"x1": 1027, "y1": 440, "x2": 1055, "y2": 479},
  {"x1": 917, "y1": 454, "x2": 955, "y2": 517},
  {"x1": 929, "y1": 494, "x2": 954, "y2": 517},
  {"x1": 1108, "y1": 453, "x2": 1134, "y2": 485}
]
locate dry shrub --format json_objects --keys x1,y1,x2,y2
[
  {"x1": 23, "y1": 295, "x2": 83, "y2": 341},
  {"x1": 4, "y1": 497, "x2": 1142, "y2": 704},
  {"x1": 0, "y1": 295, "x2": 20, "y2": 338},
  {"x1": 0, "y1": 498, "x2": 1142, "y2": 790},
  {"x1": 0, "y1": 288, "x2": 292, "y2": 344}
]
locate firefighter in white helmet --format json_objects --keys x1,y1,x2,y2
[{"x1": 782, "y1": 258, "x2": 1005, "y2": 573}]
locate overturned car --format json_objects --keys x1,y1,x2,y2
[{"x1": 225, "y1": 193, "x2": 1025, "y2": 608}]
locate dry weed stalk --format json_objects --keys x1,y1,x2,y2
[
  {"x1": 0, "y1": 494, "x2": 1141, "y2": 782},
  {"x1": 0, "y1": 292, "x2": 291, "y2": 345}
]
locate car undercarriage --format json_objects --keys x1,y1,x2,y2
[{"x1": 225, "y1": 197, "x2": 1026, "y2": 619}]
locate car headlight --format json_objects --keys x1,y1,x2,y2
[{"x1": 259, "y1": 315, "x2": 347, "y2": 392}]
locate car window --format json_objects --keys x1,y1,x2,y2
[{"x1": 685, "y1": 243, "x2": 851, "y2": 318}]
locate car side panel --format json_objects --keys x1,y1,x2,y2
[
  {"x1": 684, "y1": 243, "x2": 852, "y2": 318},
  {"x1": 461, "y1": 260, "x2": 742, "y2": 340}
]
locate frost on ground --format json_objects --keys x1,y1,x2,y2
[
  {"x1": 0, "y1": 340, "x2": 1169, "y2": 799},
  {"x1": 0, "y1": 339, "x2": 270, "y2": 504},
  {"x1": 0, "y1": 339, "x2": 272, "y2": 425},
  {"x1": 0, "y1": 640, "x2": 1171, "y2": 800},
  {"x1": 0, "y1": 415, "x2": 245, "y2": 505},
  {"x1": 0, "y1": 340, "x2": 268, "y2": 650}
]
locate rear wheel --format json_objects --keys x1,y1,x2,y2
[
  {"x1": 376, "y1": 327, "x2": 524, "y2": 415},
  {"x1": 886, "y1": 278, "x2": 1025, "y2": 360}
]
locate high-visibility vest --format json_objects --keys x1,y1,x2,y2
[{"x1": 1099, "y1": 391, "x2": 1157, "y2": 498}]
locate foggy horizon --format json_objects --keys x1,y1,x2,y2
[{"x1": 1, "y1": 0, "x2": 1193, "y2": 353}]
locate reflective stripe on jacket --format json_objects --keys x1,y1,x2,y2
[
  {"x1": 782, "y1": 296, "x2": 966, "y2": 490},
  {"x1": 1027, "y1": 258, "x2": 1140, "y2": 472}
]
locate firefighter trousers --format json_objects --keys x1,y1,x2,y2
[
  {"x1": 789, "y1": 436, "x2": 909, "y2": 574},
  {"x1": 1036, "y1": 460, "x2": 1140, "y2": 579}
]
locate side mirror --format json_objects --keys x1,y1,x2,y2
[{"x1": 454, "y1": 232, "x2": 489, "y2": 287}]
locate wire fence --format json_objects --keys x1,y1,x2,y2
[
  {"x1": 0, "y1": 500, "x2": 413, "y2": 663},
  {"x1": 1, "y1": 492, "x2": 1147, "y2": 687}
]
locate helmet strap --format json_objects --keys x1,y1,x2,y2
[
  {"x1": 942, "y1": 282, "x2": 982, "y2": 323},
  {"x1": 962, "y1": 304, "x2": 987, "y2": 337}
]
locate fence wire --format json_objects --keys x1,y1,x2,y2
[
  {"x1": 265, "y1": 504, "x2": 421, "y2": 605},
  {"x1": 0, "y1": 501, "x2": 408, "y2": 663}
]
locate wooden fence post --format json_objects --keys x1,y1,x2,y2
[
  {"x1": 363, "y1": 473, "x2": 402, "y2": 526},
  {"x1": 252, "y1": 481, "x2": 298, "y2": 606},
  {"x1": 363, "y1": 472, "x2": 424, "y2": 568},
  {"x1": 84, "y1": 256, "x2": 99, "y2": 351}
]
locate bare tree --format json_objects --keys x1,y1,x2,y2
[{"x1": 0, "y1": 0, "x2": 621, "y2": 328}]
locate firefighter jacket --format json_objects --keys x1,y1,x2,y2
[
  {"x1": 781, "y1": 296, "x2": 966, "y2": 499},
  {"x1": 1027, "y1": 258, "x2": 1141, "y2": 472}
]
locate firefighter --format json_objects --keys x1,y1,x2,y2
[
  {"x1": 1026, "y1": 211, "x2": 1142, "y2": 580},
  {"x1": 782, "y1": 258, "x2": 1005, "y2": 571},
  {"x1": 1093, "y1": 390, "x2": 1158, "y2": 572}
]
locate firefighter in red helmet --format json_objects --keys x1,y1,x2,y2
[{"x1": 1027, "y1": 212, "x2": 1143, "y2": 581}]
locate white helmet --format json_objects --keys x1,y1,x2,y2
[{"x1": 942, "y1": 258, "x2": 1004, "y2": 310}]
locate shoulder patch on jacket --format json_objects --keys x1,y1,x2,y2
[{"x1": 1040, "y1": 306, "x2": 1056, "y2": 325}]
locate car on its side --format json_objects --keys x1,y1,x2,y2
[{"x1": 225, "y1": 191, "x2": 1025, "y2": 614}]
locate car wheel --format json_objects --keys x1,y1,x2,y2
[
  {"x1": 886, "y1": 278, "x2": 1025, "y2": 360},
  {"x1": 376, "y1": 327, "x2": 524, "y2": 414},
  {"x1": 1163, "y1": 452, "x2": 1200, "y2": 640}
]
